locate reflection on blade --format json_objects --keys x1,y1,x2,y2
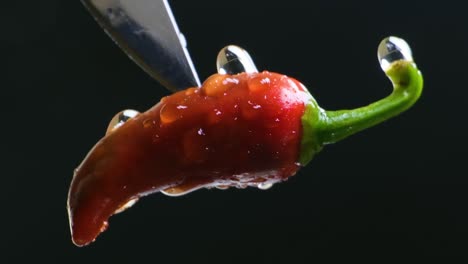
[{"x1": 81, "y1": 0, "x2": 200, "y2": 92}]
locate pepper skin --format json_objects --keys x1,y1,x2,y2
[
  {"x1": 68, "y1": 71, "x2": 313, "y2": 246},
  {"x1": 68, "y1": 46, "x2": 423, "y2": 247}
]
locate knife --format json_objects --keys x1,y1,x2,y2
[{"x1": 81, "y1": 0, "x2": 201, "y2": 92}]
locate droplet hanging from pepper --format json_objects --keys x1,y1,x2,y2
[
  {"x1": 67, "y1": 36, "x2": 423, "y2": 247},
  {"x1": 216, "y1": 45, "x2": 258, "y2": 74},
  {"x1": 106, "y1": 109, "x2": 140, "y2": 134}
]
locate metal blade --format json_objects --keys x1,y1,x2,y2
[{"x1": 81, "y1": 0, "x2": 201, "y2": 92}]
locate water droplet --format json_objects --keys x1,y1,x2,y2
[
  {"x1": 185, "y1": 87, "x2": 198, "y2": 96},
  {"x1": 161, "y1": 185, "x2": 202, "y2": 197},
  {"x1": 100, "y1": 221, "x2": 109, "y2": 233},
  {"x1": 223, "y1": 77, "x2": 240, "y2": 85},
  {"x1": 161, "y1": 187, "x2": 189, "y2": 197},
  {"x1": 197, "y1": 128, "x2": 205, "y2": 136},
  {"x1": 106, "y1": 109, "x2": 140, "y2": 134},
  {"x1": 208, "y1": 108, "x2": 223, "y2": 124},
  {"x1": 114, "y1": 198, "x2": 139, "y2": 214},
  {"x1": 248, "y1": 73, "x2": 275, "y2": 92},
  {"x1": 160, "y1": 103, "x2": 184, "y2": 124},
  {"x1": 237, "y1": 183, "x2": 248, "y2": 189},
  {"x1": 260, "y1": 77, "x2": 270, "y2": 84},
  {"x1": 258, "y1": 182, "x2": 273, "y2": 190},
  {"x1": 143, "y1": 119, "x2": 156, "y2": 128},
  {"x1": 202, "y1": 74, "x2": 234, "y2": 97},
  {"x1": 178, "y1": 32, "x2": 187, "y2": 48},
  {"x1": 217, "y1": 45, "x2": 258, "y2": 74},
  {"x1": 378, "y1": 36, "x2": 413, "y2": 71},
  {"x1": 241, "y1": 100, "x2": 262, "y2": 119}
]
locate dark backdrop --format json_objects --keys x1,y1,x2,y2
[{"x1": 4, "y1": 1, "x2": 468, "y2": 263}]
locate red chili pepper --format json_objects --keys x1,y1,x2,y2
[
  {"x1": 68, "y1": 71, "x2": 310, "y2": 246},
  {"x1": 67, "y1": 38, "x2": 423, "y2": 246}
]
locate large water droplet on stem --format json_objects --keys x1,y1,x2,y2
[
  {"x1": 216, "y1": 45, "x2": 258, "y2": 75},
  {"x1": 378, "y1": 36, "x2": 413, "y2": 72}
]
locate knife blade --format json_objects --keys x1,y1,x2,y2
[{"x1": 81, "y1": 0, "x2": 201, "y2": 92}]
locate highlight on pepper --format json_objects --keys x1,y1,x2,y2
[{"x1": 67, "y1": 36, "x2": 423, "y2": 246}]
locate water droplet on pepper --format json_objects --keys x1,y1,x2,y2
[
  {"x1": 216, "y1": 45, "x2": 258, "y2": 75},
  {"x1": 114, "y1": 197, "x2": 139, "y2": 214},
  {"x1": 241, "y1": 100, "x2": 262, "y2": 120},
  {"x1": 248, "y1": 75, "x2": 271, "y2": 92},
  {"x1": 161, "y1": 187, "x2": 191, "y2": 197},
  {"x1": 143, "y1": 118, "x2": 156, "y2": 128},
  {"x1": 202, "y1": 74, "x2": 236, "y2": 97},
  {"x1": 258, "y1": 182, "x2": 273, "y2": 190},
  {"x1": 160, "y1": 103, "x2": 184, "y2": 124},
  {"x1": 106, "y1": 109, "x2": 140, "y2": 134}
]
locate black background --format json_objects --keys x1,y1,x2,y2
[{"x1": 4, "y1": 1, "x2": 468, "y2": 263}]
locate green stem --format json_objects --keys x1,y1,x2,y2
[
  {"x1": 319, "y1": 60, "x2": 423, "y2": 144},
  {"x1": 299, "y1": 60, "x2": 423, "y2": 165}
]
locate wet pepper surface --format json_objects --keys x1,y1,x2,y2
[{"x1": 68, "y1": 71, "x2": 312, "y2": 246}]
